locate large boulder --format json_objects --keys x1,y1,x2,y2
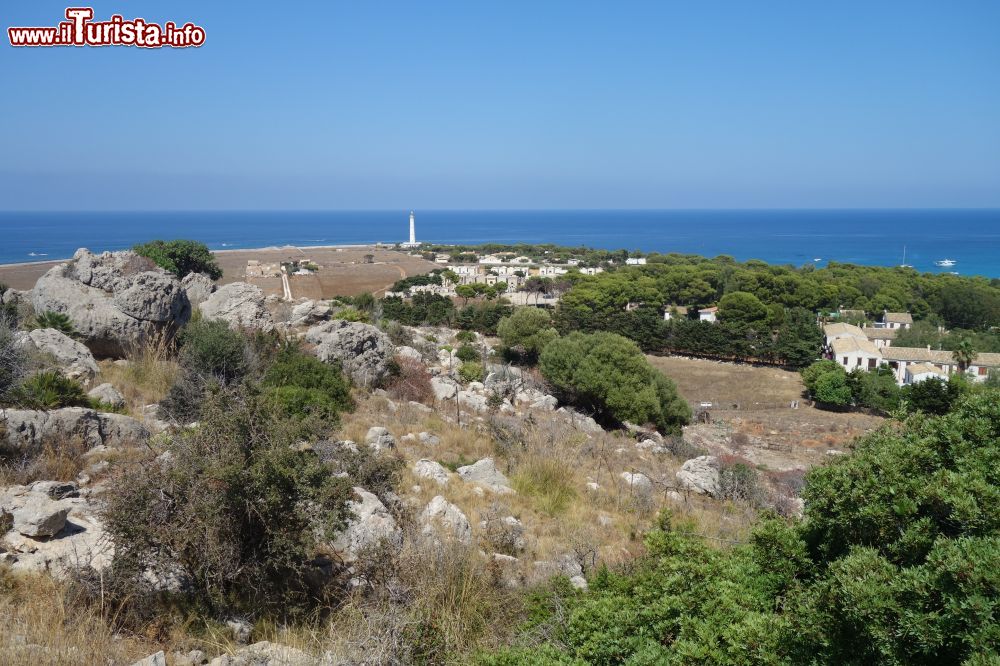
[
  {"x1": 14, "y1": 328, "x2": 99, "y2": 382},
  {"x1": 288, "y1": 299, "x2": 331, "y2": 327},
  {"x1": 181, "y1": 272, "x2": 216, "y2": 307},
  {"x1": 457, "y1": 458, "x2": 514, "y2": 495},
  {"x1": 11, "y1": 495, "x2": 70, "y2": 537},
  {"x1": 430, "y1": 376, "x2": 459, "y2": 401},
  {"x1": 199, "y1": 282, "x2": 273, "y2": 331},
  {"x1": 331, "y1": 487, "x2": 402, "y2": 563},
  {"x1": 364, "y1": 426, "x2": 396, "y2": 452},
  {"x1": 620, "y1": 472, "x2": 654, "y2": 495},
  {"x1": 1, "y1": 407, "x2": 149, "y2": 453},
  {"x1": 413, "y1": 459, "x2": 451, "y2": 486},
  {"x1": 87, "y1": 383, "x2": 125, "y2": 409},
  {"x1": 676, "y1": 456, "x2": 721, "y2": 496},
  {"x1": 30, "y1": 249, "x2": 191, "y2": 357},
  {"x1": 305, "y1": 320, "x2": 394, "y2": 387}
]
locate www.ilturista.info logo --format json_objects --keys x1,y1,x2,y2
[{"x1": 8, "y1": 8, "x2": 206, "y2": 48}]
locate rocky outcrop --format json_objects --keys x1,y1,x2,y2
[
  {"x1": 30, "y1": 249, "x2": 191, "y2": 357},
  {"x1": 288, "y1": 299, "x2": 331, "y2": 327},
  {"x1": 413, "y1": 459, "x2": 451, "y2": 486},
  {"x1": 87, "y1": 383, "x2": 125, "y2": 409},
  {"x1": 181, "y1": 272, "x2": 216, "y2": 307},
  {"x1": 420, "y1": 495, "x2": 472, "y2": 545},
  {"x1": 199, "y1": 282, "x2": 273, "y2": 331},
  {"x1": 305, "y1": 320, "x2": 394, "y2": 386},
  {"x1": 676, "y1": 456, "x2": 721, "y2": 496},
  {"x1": 620, "y1": 472, "x2": 653, "y2": 495},
  {"x1": 207, "y1": 642, "x2": 316, "y2": 666},
  {"x1": 430, "y1": 376, "x2": 459, "y2": 401},
  {"x1": 14, "y1": 328, "x2": 99, "y2": 383},
  {"x1": 457, "y1": 458, "x2": 514, "y2": 495},
  {"x1": 0, "y1": 484, "x2": 111, "y2": 576},
  {"x1": 0, "y1": 407, "x2": 149, "y2": 453},
  {"x1": 332, "y1": 487, "x2": 402, "y2": 563}
]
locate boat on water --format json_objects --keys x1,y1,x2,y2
[
  {"x1": 935, "y1": 259, "x2": 957, "y2": 267},
  {"x1": 899, "y1": 246, "x2": 912, "y2": 269},
  {"x1": 27, "y1": 252, "x2": 48, "y2": 257}
]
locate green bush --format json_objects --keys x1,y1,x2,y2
[
  {"x1": 260, "y1": 344, "x2": 353, "y2": 428},
  {"x1": 456, "y1": 330, "x2": 477, "y2": 344},
  {"x1": 0, "y1": 314, "x2": 28, "y2": 404},
  {"x1": 456, "y1": 344, "x2": 480, "y2": 363},
  {"x1": 12, "y1": 371, "x2": 89, "y2": 409},
  {"x1": 334, "y1": 306, "x2": 369, "y2": 323},
  {"x1": 902, "y1": 376, "x2": 965, "y2": 415},
  {"x1": 133, "y1": 239, "x2": 222, "y2": 280},
  {"x1": 459, "y1": 361, "x2": 484, "y2": 384},
  {"x1": 178, "y1": 318, "x2": 250, "y2": 383},
  {"x1": 27, "y1": 311, "x2": 77, "y2": 337},
  {"x1": 103, "y1": 387, "x2": 352, "y2": 618},
  {"x1": 813, "y1": 370, "x2": 852, "y2": 407},
  {"x1": 538, "y1": 331, "x2": 690, "y2": 434}
]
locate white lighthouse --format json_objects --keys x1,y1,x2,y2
[{"x1": 402, "y1": 210, "x2": 420, "y2": 248}]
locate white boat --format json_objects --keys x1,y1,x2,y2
[
  {"x1": 899, "y1": 246, "x2": 911, "y2": 268},
  {"x1": 27, "y1": 252, "x2": 48, "y2": 257},
  {"x1": 934, "y1": 259, "x2": 957, "y2": 267}
]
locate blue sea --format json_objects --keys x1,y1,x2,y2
[{"x1": 1, "y1": 209, "x2": 998, "y2": 278}]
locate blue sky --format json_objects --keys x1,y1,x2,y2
[{"x1": 1, "y1": 1, "x2": 999, "y2": 210}]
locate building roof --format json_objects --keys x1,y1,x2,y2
[
  {"x1": 665, "y1": 305, "x2": 689, "y2": 316},
  {"x1": 863, "y1": 327, "x2": 898, "y2": 340},
  {"x1": 884, "y1": 312, "x2": 914, "y2": 324},
  {"x1": 906, "y1": 362, "x2": 946, "y2": 377},
  {"x1": 831, "y1": 336, "x2": 881, "y2": 357},
  {"x1": 882, "y1": 347, "x2": 1000, "y2": 367},
  {"x1": 824, "y1": 322, "x2": 866, "y2": 340},
  {"x1": 699, "y1": 306, "x2": 718, "y2": 314}
]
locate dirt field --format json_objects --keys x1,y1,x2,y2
[
  {"x1": 650, "y1": 354, "x2": 885, "y2": 470},
  {"x1": 0, "y1": 246, "x2": 437, "y2": 299}
]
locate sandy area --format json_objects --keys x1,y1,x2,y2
[{"x1": 0, "y1": 245, "x2": 437, "y2": 299}]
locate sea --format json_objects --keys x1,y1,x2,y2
[{"x1": 1, "y1": 209, "x2": 998, "y2": 278}]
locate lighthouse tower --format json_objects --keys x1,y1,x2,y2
[{"x1": 402, "y1": 210, "x2": 419, "y2": 248}]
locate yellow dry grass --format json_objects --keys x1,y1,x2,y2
[{"x1": 98, "y1": 331, "x2": 179, "y2": 416}]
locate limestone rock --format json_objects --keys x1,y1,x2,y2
[
  {"x1": 413, "y1": 459, "x2": 450, "y2": 486},
  {"x1": 676, "y1": 456, "x2": 721, "y2": 497},
  {"x1": 457, "y1": 458, "x2": 514, "y2": 495},
  {"x1": 11, "y1": 496, "x2": 70, "y2": 537},
  {"x1": 208, "y1": 642, "x2": 316, "y2": 666},
  {"x1": 87, "y1": 382, "x2": 125, "y2": 409},
  {"x1": 15, "y1": 328, "x2": 99, "y2": 382},
  {"x1": 458, "y1": 391, "x2": 488, "y2": 412},
  {"x1": 289, "y1": 299, "x2": 331, "y2": 327},
  {"x1": 199, "y1": 282, "x2": 273, "y2": 331},
  {"x1": 420, "y1": 495, "x2": 472, "y2": 545},
  {"x1": 620, "y1": 472, "x2": 653, "y2": 495},
  {"x1": 430, "y1": 376, "x2": 459, "y2": 401},
  {"x1": 181, "y1": 272, "x2": 216, "y2": 307},
  {"x1": 332, "y1": 487, "x2": 402, "y2": 562},
  {"x1": 396, "y1": 345, "x2": 423, "y2": 361},
  {"x1": 30, "y1": 249, "x2": 190, "y2": 357},
  {"x1": 131, "y1": 651, "x2": 167, "y2": 666},
  {"x1": 1, "y1": 407, "x2": 149, "y2": 454},
  {"x1": 364, "y1": 426, "x2": 396, "y2": 452},
  {"x1": 305, "y1": 320, "x2": 394, "y2": 387}
]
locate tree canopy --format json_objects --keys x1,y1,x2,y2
[{"x1": 133, "y1": 239, "x2": 223, "y2": 280}]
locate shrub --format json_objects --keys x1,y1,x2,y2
[
  {"x1": 456, "y1": 344, "x2": 480, "y2": 363},
  {"x1": 813, "y1": 370, "x2": 852, "y2": 407},
  {"x1": 177, "y1": 318, "x2": 251, "y2": 383},
  {"x1": 103, "y1": 387, "x2": 353, "y2": 618},
  {"x1": 0, "y1": 313, "x2": 29, "y2": 404},
  {"x1": 380, "y1": 318, "x2": 413, "y2": 346},
  {"x1": 27, "y1": 311, "x2": 77, "y2": 337},
  {"x1": 902, "y1": 376, "x2": 965, "y2": 415},
  {"x1": 801, "y1": 359, "x2": 844, "y2": 394},
  {"x1": 456, "y1": 330, "x2": 477, "y2": 344},
  {"x1": 260, "y1": 344, "x2": 353, "y2": 432},
  {"x1": 539, "y1": 331, "x2": 691, "y2": 434},
  {"x1": 386, "y1": 357, "x2": 434, "y2": 405},
  {"x1": 12, "y1": 371, "x2": 89, "y2": 409},
  {"x1": 459, "y1": 361, "x2": 484, "y2": 384},
  {"x1": 334, "y1": 307, "x2": 369, "y2": 323},
  {"x1": 133, "y1": 239, "x2": 222, "y2": 280},
  {"x1": 717, "y1": 459, "x2": 764, "y2": 506}
]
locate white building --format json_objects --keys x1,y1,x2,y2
[
  {"x1": 479, "y1": 254, "x2": 505, "y2": 265},
  {"x1": 663, "y1": 306, "x2": 689, "y2": 321},
  {"x1": 905, "y1": 362, "x2": 948, "y2": 384},
  {"x1": 831, "y1": 336, "x2": 882, "y2": 372},
  {"x1": 625, "y1": 257, "x2": 647, "y2": 266},
  {"x1": 579, "y1": 267, "x2": 604, "y2": 275},
  {"x1": 539, "y1": 266, "x2": 568, "y2": 277},
  {"x1": 881, "y1": 312, "x2": 913, "y2": 330},
  {"x1": 862, "y1": 327, "x2": 897, "y2": 349},
  {"x1": 698, "y1": 306, "x2": 718, "y2": 323},
  {"x1": 823, "y1": 322, "x2": 867, "y2": 347},
  {"x1": 447, "y1": 265, "x2": 482, "y2": 277}
]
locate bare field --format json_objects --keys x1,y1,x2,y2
[
  {"x1": 650, "y1": 354, "x2": 885, "y2": 469},
  {"x1": 0, "y1": 246, "x2": 437, "y2": 299}
]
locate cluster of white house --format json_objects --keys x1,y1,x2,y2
[{"x1": 823, "y1": 313, "x2": 998, "y2": 385}]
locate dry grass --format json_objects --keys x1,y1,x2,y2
[
  {"x1": 0, "y1": 569, "x2": 157, "y2": 665},
  {"x1": 99, "y1": 331, "x2": 179, "y2": 415}
]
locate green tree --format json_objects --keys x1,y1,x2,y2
[
  {"x1": 952, "y1": 337, "x2": 977, "y2": 374},
  {"x1": 456, "y1": 284, "x2": 476, "y2": 306},
  {"x1": 717, "y1": 291, "x2": 769, "y2": 327},
  {"x1": 813, "y1": 370, "x2": 852, "y2": 407},
  {"x1": 133, "y1": 239, "x2": 223, "y2": 280},
  {"x1": 497, "y1": 307, "x2": 559, "y2": 364},
  {"x1": 539, "y1": 331, "x2": 690, "y2": 434}
]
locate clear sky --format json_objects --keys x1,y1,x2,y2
[{"x1": 2, "y1": 1, "x2": 999, "y2": 210}]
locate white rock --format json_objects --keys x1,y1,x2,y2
[
  {"x1": 365, "y1": 426, "x2": 396, "y2": 452},
  {"x1": 15, "y1": 328, "x2": 99, "y2": 382},
  {"x1": 620, "y1": 472, "x2": 653, "y2": 495},
  {"x1": 11, "y1": 495, "x2": 71, "y2": 537},
  {"x1": 87, "y1": 383, "x2": 125, "y2": 409},
  {"x1": 676, "y1": 456, "x2": 721, "y2": 497},
  {"x1": 413, "y1": 459, "x2": 450, "y2": 486},
  {"x1": 397, "y1": 345, "x2": 423, "y2": 361},
  {"x1": 131, "y1": 651, "x2": 167, "y2": 666},
  {"x1": 332, "y1": 487, "x2": 402, "y2": 562},
  {"x1": 430, "y1": 376, "x2": 459, "y2": 401},
  {"x1": 420, "y1": 495, "x2": 471, "y2": 545},
  {"x1": 570, "y1": 575, "x2": 589, "y2": 591},
  {"x1": 457, "y1": 458, "x2": 514, "y2": 494}
]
